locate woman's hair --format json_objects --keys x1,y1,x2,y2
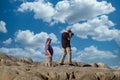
[{"x1": 46, "y1": 38, "x2": 51, "y2": 44}]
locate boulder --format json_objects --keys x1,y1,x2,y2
[
  {"x1": 18, "y1": 57, "x2": 33, "y2": 64},
  {"x1": 96, "y1": 62, "x2": 110, "y2": 69},
  {"x1": 0, "y1": 53, "x2": 120, "y2": 80},
  {"x1": 96, "y1": 72, "x2": 116, "y2": 80},
  {"x1": 0, "y1": 66, "x2": 18, "y2": 80}
]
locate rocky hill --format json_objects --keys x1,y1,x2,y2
[{"x1": 0, "y1": 52, "x2": 120, "y2": 80}]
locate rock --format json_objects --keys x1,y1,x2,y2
[
  {"x1": 116, "y1": 67, "x2": 120, "y2": 71},
  {"x1": 13, "y1": 74, "x2": 47, "y2": 80},
  {"x1": 18, "y1": 57, "x2": 33, "y2": 64},
  {"x1": 0, "y1": 66, "x2": 18, "y2": 80},
  {"x1": 0, "y1": 58, "x2": 6, "y2": 65},
  {"x1": 0, "y1": 53, "x2": 120, "y2": 80},
  {"x1": 0, "y1": 53, "x2": 9, "y2": 59},
  {"x1": 89, "y1": 63, "x2": 99, "y2": 68},
  {"x1": 96, "y1": 72, "x2": 115, "y2": 80},
  {"x1": 96, "y1": 62, "x2": 110, "y2": 69},
  {"x1": 0, "y1": 53, "x2": 18, "y2": 66},
  {"x1": 75, "y1": 73, "x2": 97, "y2": 80},
  {"x1": 0, "y1": 53, "x2": 33, "y2": 66},
  {"x1": 113, "y1": 71, "x2": 120, "y2": 80}
]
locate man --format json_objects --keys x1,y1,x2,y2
[{"x1": 59, "y1": 28, "x2": 74, "y2": 65}]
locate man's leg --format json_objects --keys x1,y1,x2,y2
[
  {"x1": 66, "y1": 47, "x2": 72, "y2": 64},
  {"x1": 59, "y1": 48, "x2": 67, "y2": 64}
]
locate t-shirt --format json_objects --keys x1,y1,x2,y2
[
  {"x1": 61, "y1": 32, "x2": 71, "y2": 48},
  {"x1": 45, "y1": 44, "x2": 53, "y2": 56}
]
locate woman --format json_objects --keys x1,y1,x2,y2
[{"x1": 45, "y1": 38, "x2": 53, "y2": 67}]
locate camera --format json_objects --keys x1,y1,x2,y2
[{"x1": 69, "y1": 30, "x2": 74, "y2": 37}]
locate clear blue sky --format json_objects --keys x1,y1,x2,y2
[{"x1": 0, "y1": 0, "x2": 120, "y2": 68}]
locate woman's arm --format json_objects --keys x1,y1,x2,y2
[{"x1": 47, "y1": 50, "x2": 52, "y2": 57}]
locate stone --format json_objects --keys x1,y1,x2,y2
[{"x1": 0, "y1": 53, "x2": 120, "y2": 80}]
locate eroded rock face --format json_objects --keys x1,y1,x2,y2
[
  {"x1": 0, "y1": 53, "x2": 33, "y2": 66},
  {"x1": 0, "y1": 53, "x2": 120, "y2": 80},
  {"x1": 0, "y1": 66, "x2": 120, "y2": 80},
  {"x1": 18, "y1": 57, "x2": 33, "y2": 64}
]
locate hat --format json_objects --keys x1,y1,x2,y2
[{"x1": 66, "y1": 28, "x2": 71, "y2": 32}]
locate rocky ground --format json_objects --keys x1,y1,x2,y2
[{"x1": 0, "y1": 52, "x2": 120, "y2": 80}]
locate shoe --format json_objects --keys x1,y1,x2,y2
[
  {"x1": 59, "y1": 63, "x2": 64, "y2": 65},
  {"x1": 69, "y1": 64, "x2": 74, "y2": 66}
]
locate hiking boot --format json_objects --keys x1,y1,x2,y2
[
  {"x1": 59, "y1": 63, "x2": 64, "y2": 65},
  {"x1": 69, "y1": 64, "x2": 74, "y2": 66}
]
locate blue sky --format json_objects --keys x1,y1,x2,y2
[{"x1": 0, "y1": 0, "x2": 120, "y2": 67}]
